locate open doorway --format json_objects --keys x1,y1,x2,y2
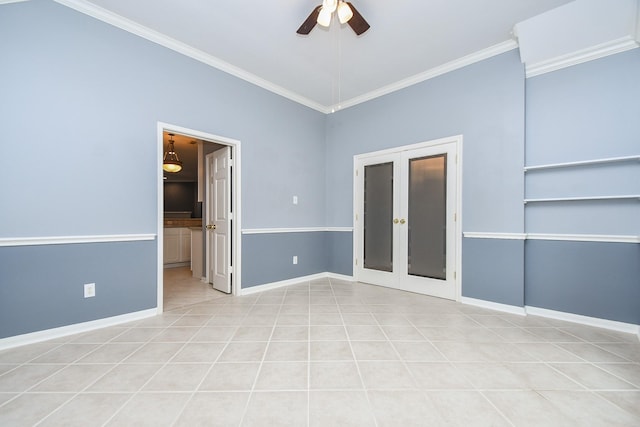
[{"x1": 157, "y1": 122, "x2": 242, "y2": 312}]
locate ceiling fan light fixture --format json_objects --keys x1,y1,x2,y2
[
  {"x1": 337, "y1": 1, "x2": 353, "y2": 24},
  {"x1": 162, "y1": 133, "x2": 183, "y2": 173},
  {"x1": 323, "y1": 0, "x2": 338, "y2": 13},
  {"x1": 317, "y1": 7, "x2": 332, "y2": 27}
]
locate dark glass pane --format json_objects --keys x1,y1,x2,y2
[
  {"x1": 408, "y1": 154, "x2": 446, "y2": 279},
  {"x1": 364, "y1": 162, "x2": 393, "y2": 272}
]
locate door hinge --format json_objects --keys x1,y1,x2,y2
[
  {"x1": 453, "y1": 271, "x2": 457, "y2": 279},
  {"x1": 355, "y1": 169, "x2": 359, "y2": 177},
  {"x1": 454, "y1": 213, "x2": 457, "y2": 222},
  {"x1": 355, "y1": 213, "x2": 358, "y2": 221},
  {"x1": 355, "y1": 258, "x2": 358, "y2": 266}
]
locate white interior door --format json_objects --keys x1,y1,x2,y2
[
  {"x1": 356, "y1": 141, "x2": 458, "y2": 300},
  {"x1": 206, "y1": 147, "x2": 231, "y2": 293}
]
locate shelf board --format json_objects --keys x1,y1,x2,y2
[{"x1": 524, "y1": 155, "x2": 640, "y2": 172}]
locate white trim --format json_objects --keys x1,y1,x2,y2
[
  {"x1": 241, "y1": 227, "x2": 353, "y2": 235},
  {"x1": 461, "y1": 297, "x2": 526, "y2": 316},
  {"x1": 463, "y1": 232, "x2": 527, "y2": 240},
  {"x1": 463, "y1": 232, "x2": 639, "y2": 244},
  {"x1": 326, "y1": 272, "x2": 355, "y2": 282},
  {"x1": 0, "y1": 308, "x2": 157, "y2": 351},
  {"x1": 0, "y1": 0, "x2": 30, "y2": 4},
  {"x1": 460, "y1": 297, "x2": 639, "y2": 335},
  {"x1": 240, "y1": 273, "x2": 330, "y2": 295},
  {"x1": 526, "y1": 233, "x2": 640, "y2": 244},
  {"x1": 157, "y1": 122, "x2": 243, "y2": 314},
  {"x1": 525, "y1": 36, "x2": 639, "y2": 78},
  {"x1": 526, "y1": 306, "x2": 639, "y2": 335},
  {"x1": 332, "y1": 40, "x2": 518, "y2": 112},
  {"x1": 524, "y1": 195, "x2": 640, "y2": 204},
  {"x1": 0, "y1": 234, "x2": 155, "y2": 247},
  {"x1": 524, "y1": 155, "x2": 640, "y2": 172},
  {"x1": 53, "y1": 0, "x2": 328, "y2": 113},
  {"x1": 50, "y1": 0, "x2": 519, "y2": 114}
]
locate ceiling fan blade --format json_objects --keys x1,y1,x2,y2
[
  {"x1": 346, "y1": 2, "x2": 370, "y2": 35},
  {"x1": 296, "y1": 5, "x2": 322, "y2": 35}
]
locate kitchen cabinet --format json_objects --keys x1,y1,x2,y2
[
  {"x1": 164, "y1": 227, "x2": 191, "y2": 265},
  {"x1": 190, "y1": 228, "x2": 203, "y2": 278}
]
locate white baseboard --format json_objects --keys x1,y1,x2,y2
[
  {"x1": 0, "y1": 308, "x2": 157, "y2": 351},
  {"x1": 525, "y1": 306, "x2": 639, "y2": 335},
  {"x1": 326, "y1": 272, "x2": 355, "y2": 282},
  {"x1": 240, "y1": 272, "x2": 354, "y2": 295},
  {"x1": 461, "y1": 296, "x2": 639, "y2": 336},
  {"x1": 461, "y1": 297, "x2": 527, "y2": 316}
]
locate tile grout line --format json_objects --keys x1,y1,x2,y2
[
  {"x1": 167, "y1": 296, "x2": 244, "y2": 427},
  {"x1": 91, "y1": 297, "x2": 235, "y2": 426},
  {"x1": 331, "y1": 277, "x2": 380, "y2": 427},
  {"x1": 236, "y1": 283, "x2": 289, "y2": 427}
]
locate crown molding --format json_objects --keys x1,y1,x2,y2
[
  {"x1": 53, "y1": 1, "x2": 523, "y2": 115},
  {"x1": 0, "y1": 0, "x2": 29, "y2": 4},
  {"x1": 525, "y1": 36, "x2": 639, "y2": 78},
  {"x1": 53, "y1": 0, "x2": 329, "y2": 113},
  {"x1": 331, "y1": 40, "x2": 519, "y2": 112}
]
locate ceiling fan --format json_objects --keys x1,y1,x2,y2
[{"x1": 297, "y1": 0, "x2": 370, "y2": 36}]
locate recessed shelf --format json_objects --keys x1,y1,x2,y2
[
  {"x1": 524, "y1": 155, "x2": 640, "y2": 172},
  {"x1": 524, "y1": 195, "x2": 640, "y2": 204}
]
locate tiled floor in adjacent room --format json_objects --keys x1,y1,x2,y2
[{"x1": 1, "y1": 273, "x2": 639, "y2": 426}]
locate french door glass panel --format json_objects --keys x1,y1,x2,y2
[
  {"x1": 408, "y1": 154, "x2": 446, "y2": 280},
  {"x1": 363, "y1": 162, "x2": 393, "y2": 272}
]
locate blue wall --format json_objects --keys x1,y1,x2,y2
[
  {"x1": 522, "y1": 49, "x2": 640, "y2": 323},
  {"x1": 525, "y1": 240, "x2": 640, "y2": 324},
  {"x1": 0, "y1": 0, "x2": 327, "y2": 338},
  {"x1": 1, "y1": 0, "x2": 638, "y2": 340},
  {"x1": 0, "y1": 241, "x2": 156, "y2": 339},
  {"x1": 325, "y1": 50, "x2": 527, "y2": 304}
]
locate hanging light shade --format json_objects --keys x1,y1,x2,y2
[
  {"x1": 317, "y1": 7, "x2": 332, "y2": 27},
  {"x1": 163, "y1": 133, "x2": 182, "y2": 173},
  {"x1": 317, "y1": 0, "x2": 354, "y2": 28},
  {"x1": 337, "y1": 1, "x2": 353, "y2": 24}
]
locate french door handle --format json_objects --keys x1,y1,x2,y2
[
  {"x1": 393, "y1": 218, "x2": 399, "y2": 224},
  {"x1": 399, "y1": 219, "x2": 406, "y2": 224},
  {"x1": 206, "y1": 224, "x2": 216, "y2": 230}
]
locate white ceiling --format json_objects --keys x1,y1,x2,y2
[{"x1": 70, "y1": 0, "x2": 573, "y2": 112}]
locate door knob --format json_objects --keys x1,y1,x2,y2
[
  {"x1": 400, "y1": 219, "x2": 406, "y2": 224},
  {"x1": 393, "y1": 218, "x2": 399, "y2": 224},
  {"x1": 206, "y1": 224, "x2": 216, "y2": 230}
]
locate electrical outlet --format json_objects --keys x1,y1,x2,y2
[
  {"x1": 293, "y1": 255, "x2": 298, "y2": 265},
  {"x1": 84, "y1": 283, "x2": 95, "y2": 298},
  {"x1": 293, "y1": 196, "x2": 298, "y2": 205}
]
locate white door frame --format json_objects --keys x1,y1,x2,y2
[
  {"x1": 352, "y1": 135, "x2": 463, "y2": 301},
  {"x1": 156, "y1": 122, "x2": 242, "y2": 313}
]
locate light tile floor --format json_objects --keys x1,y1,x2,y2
[
  {"x1": 1, "y1": 275, "x2": 639, "y2": 426},
  {"x1": 163, "y1": 267, "x2": 226, "y2": 311}
]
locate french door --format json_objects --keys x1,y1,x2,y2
[{"x1": 355, "y1": 139, "x2": 459, "y2": 300}]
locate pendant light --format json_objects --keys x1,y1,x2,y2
[{"x1": 163, "y1": 133, "x2": 182, "y2": 173}]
